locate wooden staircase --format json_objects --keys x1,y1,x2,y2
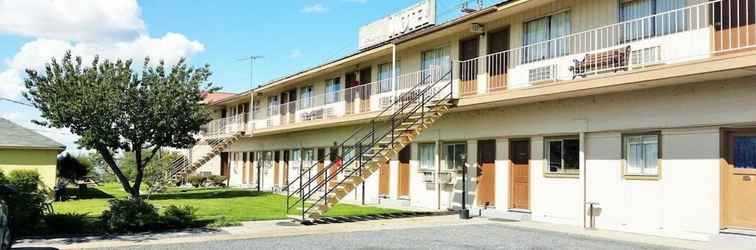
[
  {"x1": 170, "y1": 131, "x2": 244, "y2": 182},
  {"x1": 285, "y1": 65, "x2": 455, "y2": 223}
]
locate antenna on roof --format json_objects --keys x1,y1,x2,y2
[{"x1": 239, "y1": 55, "x2": 264, "y2": 90}]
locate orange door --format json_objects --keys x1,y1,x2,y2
[
  {"x1": 713, "y1": 0, "x2": 756, "y2": 53},
  {"x1": 329, "y1": 147, "x2": 339, "y2": 190},
  {"x1": 317, "y1": 148, "x2": 325, "y2": 189},
  {"x1": 723, "y1": 130, "x2": 756, "y2": 229},
  {"x1": 379, "y1": 162, "x2": 390, "y2": 197},
  {"x1": 282, "y1": 151, "x2": 289, "y2": 187},
  {"x1": 487, "y1": 28, "x2": 509, "y2": 91},
  {"x1": 398, "y1": 146, "x2": 411, "y2": 198},
  {"x1": 273, "y1": 162, "x2": 280, "y2": 187},
  {"x1": 459, "y1": 37, "x2": 479, "y2": 96},
  {"x1": 509, "y1": 139, "x2": 530, "y2": 210},
  {"x1": 477, "y1": 140, "x2": 496, "y2": 207}
]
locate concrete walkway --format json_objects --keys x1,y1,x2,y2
[{"x1": 14, "y1": 215, "x2": 756, "y2": 249}]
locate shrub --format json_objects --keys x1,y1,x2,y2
[
  {"x1": 4, "y1": 169, "x2": 47, "y2": 235},
  {"x1": 8, "y1": 169, "x2": 43, "y2": 193},
  {"x1": 187, "y1": 175, "x2": 207, "y2": 188},
  {"x1": 160, "y1": 205, "x2": 197, "y2": 229},
  {"x1": 207, "y1": 175, "x2": 227, "y2": 187},
  {"x1": 43, "y1": 213, "x2": 93, "y2": 235},
  {"x1": 100, "y1": 198, "x2": 160, "y2": 232},
  {"x1": 0, "y1": 170, "x2": 7, "y2": 184}
]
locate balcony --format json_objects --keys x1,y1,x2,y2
[
  {"x1": 201, "y1": 113, "x2": 248, "y2": 138},
  {"x1": 205, "y1": 0, "x2": 756, "y2": 137},
  {"x1": 456, "y1": 0, "x2": 755, "y2": 94},
  {"x1": 251, "y1": 66, "x2": 452, "y2": 132}
]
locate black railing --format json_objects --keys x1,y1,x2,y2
[{"x1": 284, "y1": 62, "x2": 454, "y2": 220}]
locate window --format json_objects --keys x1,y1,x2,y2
[
  {"x1": 421, "y1": 46, "x2": 450, "y2": 79},
  {"x1": 544, "y1": 137, "x2": 579, "y2": 175},
  {"x1": 620, "y1": 0, "x2": 686, "y2": 42},
  {"x1": 266, "y1": 96, "x2": 279, "y2": 116},
  {"x1": 378, "y1": 63, "x2": 400, "y2": 93},
  {"x1": 419, "y1": 143, "x2": 436, "y2": 171},
  {"x1": 623, "y1": 133, "x2": 660, "y2": 176},
  {"x1": 444, "y1": 143, "x2": 466, "y2": 170},
  {"x1": 734, "y1": 136, "x2": 756, "y2": 169},
  {"x1": 264, "y1": 151, "x2": 274, "y2": 169},
  {"x1": 523, "y1": 11, "x2": 571, "y2": 63},
  {"x1": 302, "y1": 149, "x2": 315, "y2": 169},
  {"x1": 324, "y1": 78, "x2": 341, "y2": 104},
  {"x1": 299, "y1": 85, "x2": 313, "y2": 109},
  {"x1": 291, "y1": 149, "x2": 301, "y2": 171}
]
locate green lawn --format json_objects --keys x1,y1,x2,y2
[{"x1": 54, "y1": 183, "x2": 403, "y2": 224}]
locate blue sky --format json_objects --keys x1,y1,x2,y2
[{"x1": 0, "y1": 0, "x2": 492, "y2": 150}]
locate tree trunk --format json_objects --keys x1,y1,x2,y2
[
  {"x1": 132, "y1": 148, "x2": 144, "y2": 198},
  {"x1": 96, "y1": 145, "x2": 134, "y2": 197}
]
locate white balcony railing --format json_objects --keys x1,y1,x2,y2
[
  {"x1": 203, "y1": 113, "x2": 248, "y2": 137},
  {"x1": 212, "y1": 0, "x2": 755, "y2": 134},
  {"x1": 456, "y1": 0, "x2": 756, "y2": 92},
  {"x1": 251, "y1": 66, "x2": 451, "y2": 130}
]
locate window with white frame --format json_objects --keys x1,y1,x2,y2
[
  {"x1": 266, "y1": 96, "x2": 279, "y2": 116},
  {"x1": 324, "y1": 78, "x2": 341, "y2": 104},
  {"x1": 523, "y1": 11, "x2": 571, "y2": 63},
  {"x1": 444, "y1": 143, "x2": 466, "y2": 170},
  {"x1": 620, "y1": 0, "x2": 686, "y2": 42},
  {"x1": 299, "y1": 85, "x2": 313, "y2": 109},
  {"x1": 544, "y1": 137, "x2": 580, "y2": 175},
  {"x1": 623, "y1": 133, "x2": 660, "y2": 176},
  {"x1": 378, "y1": 63, "x2": 400, "y2": 93},
  {"x1": 421, "y1": 46, "x2": 450, "y2": 78},
  {"x1": 419, "y1": 143, "x2": 436, "y2": 171}
]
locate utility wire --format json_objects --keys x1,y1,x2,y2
[{"x1": 0, "y1": 97, "x2": 33, "y2": 107}]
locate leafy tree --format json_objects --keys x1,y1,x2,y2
[
  {"x1": 24, "y1": 51, "x2": 216, "y2": 198},
  {"x1": 57, "y1": 153, "x2": 92, "y2": 185}
]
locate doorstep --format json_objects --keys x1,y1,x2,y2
[{"x1": 478, "y1": 208, "x2": 531, "y2": 221}]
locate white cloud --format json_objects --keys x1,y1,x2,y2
[
  {"x1": 0, "y1": 0, "x2": 145, "y2": 42},
  {"x1": 300, "y1": 4, "x2": 327, "y2": 13},
  {"x1": 0, "y1": 0, "x2": 206, "y2": 150}
]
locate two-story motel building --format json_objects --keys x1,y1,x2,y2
[{"x1": 185, "y1": 0, "x2": 756, "y2": 241}]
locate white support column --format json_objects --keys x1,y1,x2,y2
[
  {"x1": 466, "y1": 140, "x2": 478, "y2": 209},
  {"x1": 392, "y1": 44, "x2": 398, "y2": 106},
  {"x1": 496, "y1": 138, "x2": 509, "y2": 211},
  {"x1": 579, "y1": 132, "x2": 587, "y2": 228},
  {"x1": 477, "y1": 34, "x2": 488, "y2": 95}
]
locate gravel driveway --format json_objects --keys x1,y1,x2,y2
[{"x1": 95, "y1": 223, "x2": 681, "y2": 250}]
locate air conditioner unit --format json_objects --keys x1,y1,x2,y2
[
  {"x1": 439, "y1": 172, "x2": 455, "y2": 185},
  {"x1": 528, "y1": 65, "x2": 557, "y2": 83},
  {"x1": 422, "y1": 172, "x2": 435, "y2": 183}
]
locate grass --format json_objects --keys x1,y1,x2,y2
[{"x1": 54, "y1": 183, "x2": 403, "y2": 225}]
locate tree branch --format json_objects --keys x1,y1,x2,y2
[{"x1": 96, "y1": 145, "x2": 134, "y2": 196}]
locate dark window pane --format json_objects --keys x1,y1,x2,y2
[
  {"x1": 563, "y1": 139, "x2": 580, "y2": 170},
  {"x1": 549, "y1": 141, "x2": 562, "y2": 172},
  {"x1": 735, "y1": 136, "x2": 756, "y2": 169}
]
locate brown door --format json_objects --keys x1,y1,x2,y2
[
  {"x1": 398, "y1": 146, "x2": 411, "y2": 198},
  {"x1": 329, "y1": 147, "x2": 340, "y2": 189},
  {"x1": 345, "y1": 72, "x2": 358, "y2": 115},
  {"x1": 487, "y1": 28, "x2": 509, "y2": 90},
  {"x1": 220, "y1": 152, "x2": 230, "y2": 178},
  {"x1": 723, "y1": 130, "x2": 756, "y2": 229},
  {"x1": 242, "y1": 153, "x2": 249, "y2": 184},
  {"x1": 509, "y1": 139, "x2": 530, "y2": 210},
  {"x1": 317, "y1": 148, "x2": 326, "y2": 189},
  {"x1": 379, "y1": 161, "x2": 390, "y2": 198},
  {"x1": 459, "y1": 37, "x2": 479, "y2": 96},
  {"x1": 273, "y1": 151, "x2": 280, "y2": 187},
  {"x1": 713, "y1": 0, "x2": 756, "y2": 52},
  {"x1": 282, "y1": 151, "x2": 289, "y2": 186},
  {"x1": 477, "y1": 140, "x2": 496, "y2": 207},
  {"x1": 358, "y1": 68, "x2": 372, "y2": 112}
]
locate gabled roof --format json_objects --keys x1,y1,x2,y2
[
  {"x1": 0, "y1": 118, "x2": 65, "y2": 150},
  {"x1": 201, "y1": 92, "x2": 238, "y2": 104}
]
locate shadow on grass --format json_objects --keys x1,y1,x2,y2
[
  {"x1": 147, "y1": 189, "x2": 269, "y2": 200},
  {"x1": 64, "y1": 187, "x2": 115, "y2": 199}
]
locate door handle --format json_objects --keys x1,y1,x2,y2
[{"x1": 743, "y1": 175, "x2": 752, "y2": 182}]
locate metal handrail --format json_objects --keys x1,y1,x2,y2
[
  {"x1": 285, "y1": 61, "x2": 453, "y2": 216},
  {"x1": 283, "y1": 67, "x2": 443, "y2": 197},
  {"x1": 301, "y1": 69, "x2": 453, "y2": 216}
]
